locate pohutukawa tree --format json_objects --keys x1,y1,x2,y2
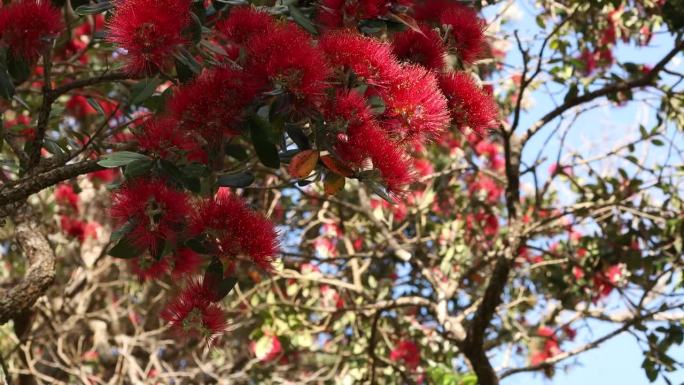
[{"x1": 0, "y1": 0, "x2": 682, "y2": 384}]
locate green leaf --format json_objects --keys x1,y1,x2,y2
[
  {"x1": 367, "y1": 95, "x2": 386, "y2": 115},
  {"x1": 172, "y1": 48, "x2": 201, "y2": 75},
  {"x1": 203, "y1": 257, "x2": 237, "y2": 300},
  {"x1": 111, "y1": 219, "x2": 137, "y2": 242},
  {"x1": 123, "y1": 159, "x2": 154, "y2": 178},
  {"x1": 185, "y1": 237, "x2": 209, "y2": 254},
  {"x1": 0, "y1": 61, "x2": 15, "y2": 100},
  {"x1": 564, "y1": 83, "x2": 579, "y2": 103},
  {"x1": 108, "y1": 237, "x2": 140, "y2": 259},
  {"x1": 217, "y1": 172, "x2": 255, "y2": 188},
  {"x1": 98, "y1": 151, "x2": 151, "y2": 168},
  {"x1": 215, "y1": 277, "x2": 238, "y2": 300},
  {"x1": 175, "y1": 57, "x2": 195, "y2": 83},
  {"x1": 75, "y1": 1, "x2": 113, "y2": 15},
  {"x1": 129, "y1": 78, "x2": 161, "y2": 105},
  {"x1": 87, "y1": 97, "x2": 105, "y2": 116},
  {"x1": 287, "y1": 5, "x2": 318, "y2": 35},
  {"x1": 285, "y1": 124, "x2": 310, "y2": 150},
  {"x1": 225, "y1": 143, "x2": 248, "y2": 161},
  {"x1": 7, "y1": 53, "x2": 30, "y2": 85},
  {"x1": 249, "y1": 116, "x2": 280, "y2": 169},
  {"x1": 44, "y1": 139, "x2": 66, "y2": 156},
  {"x1": 652, "y1": 138, "x2": 665, "y2": 146},
  {"x1": 157, "y1": 159, "x2": 200, "y2": 192}
]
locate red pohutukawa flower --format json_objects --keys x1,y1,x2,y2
[
  {"x1": 168, "y1": 68, "x2": 260, "y2": 142},
  {"x1": 0, "y1": 0, "x2": 63, "y2": 61},
  {"x1": 413, "y1": 0, "x2": 458, "y2": 22},
  {"x1": 136, "y1": 117, "x2": 207, "y2": 163},
  {"x1": 392, "y1": 24, "x2": 447, "y2": 71},
  {"x1": 246, "y1": 23, "x2": 330, "y2": 104},
  {"x1": 161, "y1": 279, "x2": 226, "y2": 342},
  {"x1": 55, "y1": 183, "x2": 80, "y2": 212},
  {"x1": 329, "y1": 91, "x2": 414, "y2": 195},
  {"x1": 379, "y1": 65, "x2": 450, "y2": 142},
  {"x1": 390, "y1": 340, "x2": 421, "y2": 370},
  {"x1": 439, "y1": 4, "x2": 486, "y2": 65},
  {"x1": 339, "y1": 121, "x2": 414, "y2": 195},
  {"x1": 216, "y1": 6, "x2": 276, "y2": 45},
  {"x1": 191, "y1": 194, "x2": 279, "y2": 271},
  {"x1": 170, "y1": 248, "x2": 203, "y2": 277},
  {"x1": 129, "y1": 254, "x2": 170, "y2": 281},
  {"x1": 110, "y1": 179, "x2": 191, "y2": 254},
  {"x1": 320, "y1": 31, "x2": 401, "y2": 86},
  {"x1": 439, "y1": 72, "x2": 499, "y2": 135},
  {"x1": 316, "y1": 0, "x2": 388, "y2": 30},
  {"x1": 107, "y1": 0, "x2": 191, "y2": 74}
]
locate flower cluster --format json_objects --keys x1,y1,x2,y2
[
  {"x1": 0, "y1": 0, "x2": 63, "y2": 62},
  {"x1": 107, "y1": 0, "x2": 192, "y2": 74},
  {"x1": 98, "y1": 0, "x2": 498, "y2": 345}
]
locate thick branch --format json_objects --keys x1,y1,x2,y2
[
  {"x1": 0, "y1": 160, "x2": 102, "y2": 210},
  {"x1": 0, "y1": 206, "x2": 56, "y2": 324}
]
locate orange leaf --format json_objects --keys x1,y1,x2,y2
[
  {"x1": 320, "y1": 155, "x2": 354, "y2": 177},
  {"x1": 288, "y1": 150, "x2": 319, "y2": 179},
  {"x1": 324, "y1": 172, "x2": 345, "y2": 195}
]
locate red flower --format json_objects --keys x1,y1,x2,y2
[
  {"x1": 191, "y1": 194, "x2": 279, "y2": 271},
  {"x1": 329, "y1": 91, "x2": 414, "y2": 195},
  {"x1": 216, "y1": 6, "x2": 276, "y2": 45},
  {"x1": 392, "y1": 24, "x2": 447, "y2": 71},
  {"x1": 161, "y1": 279, "x2": 227, "y2": 342},
  {"x1": 246, "y1": 23, "x2": 330, "y2": 104},
  {"x1": 379, "y1": 65, "x2": 450, "y2": 143},
  {"x1": 320, "y1": 31, "x2": 402, "y2": 86},
  {"x1": 339, "y1": 120, "x2": 414, "y2": 195},
  {"x1": 129, "y1": 254, "x2": 169, "y2": 281},
  {"x1": 439, "y1": 4, "x2": 486, "y2": 65},
  {"x1": 88, "y1": 168, "x2": 119, "y2": 184},
  {"x1": 107, "y1": 0, "x2": 191, "y2": 75},
  {"x1": 170, "y1": 248, "x2": 203, "y2": 277},
  {"x1": 55, "y1": 184, "x2": 79, "y2": 212},
  {"x1": 110, "y1": 179, "x2": 191, "y2": 254},
  {"x1": 390, "y1": 340, "x2": 420, "y2": 370},
  {"x1": 136, "y1": 117, "x2": 207, "y2": 163},
  {"x1": 168, "y1": 68, "x2": 260, "y2": 143},
  {"x1": 413, "y1": 0, "x2": 457, "y2": 22},
  {"x1": 316, "y1": 0, "x2": 387, "y2": 29},
  {"x1": 580, "y1": 48, "x2": 597, "y2": 75},
  {"x1": 0, "y1": 0, "x2": 63, "y2": 61},
  {"x1": 60, "y1": 216, "x2": 98, "y2": 243},
  {"x1": 439, "y1": 72, "x2": 498, "y2": 135}
]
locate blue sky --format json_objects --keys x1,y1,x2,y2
[{"x1": 485, "y1": 2, "x2": 684, "y2": 384}]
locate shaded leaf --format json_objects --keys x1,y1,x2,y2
[
  {"x1": 217, "y1": 172, "x2": 255, "y2": 188},
  {"x1": 288, "y1": 5, "x2": 318, "y2": 35},
  {"x1": 108, "y1": 237, "x2": 140, "y2": 259}
]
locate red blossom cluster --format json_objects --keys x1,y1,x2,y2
[
  {"x1": 107, "y1": 0, "x2": 192, "y2": 74},
  {"x1": 88, "y1": 0, "x2": 498, "y2": 345},
  {"x1": 390, "y1": 339, "x2": 421, "y2": 370},
  {"x1": 54, "y1": 183, "x2": 100, "y2": 244},
  {"x1": 0, "y1": 0, "x2": 63, "y2": 62},
  {"x1": 102, "y1": 1, "x2": 498, "y2": 197}
]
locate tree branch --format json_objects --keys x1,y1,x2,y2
[
  {"x1": 523, "y1": 39, "x2": 684, "y2": 144},
  {"x1": 0, "y1": 160, "x2": 103, "y2": 210},
  {"x1": 0, "y1": 206, "x2": 56, "y2": 325}
]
